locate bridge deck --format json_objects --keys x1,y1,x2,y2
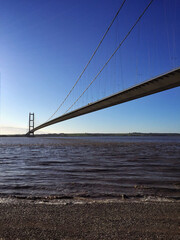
[{"x1": 28, "y1": 68, "x2": 180, "y2": 134}]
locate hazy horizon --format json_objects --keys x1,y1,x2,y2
[{"x1": 0, "y1": 0, "x2": 179, "y2": 134}]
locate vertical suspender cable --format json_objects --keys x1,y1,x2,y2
[
  {"x1": 46, "y1": 0, "x2": 127, "y2": 121},
  {"x1": 65, "y1": 0, "x2": 154, "y2": 113}
]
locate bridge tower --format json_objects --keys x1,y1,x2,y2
[{"x1": 29, "y1": 113, "x2": 34, "y2": 136}]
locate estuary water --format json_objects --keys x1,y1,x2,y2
[{"x1": 0, "y1": 136, "x2": 180, "y2": 200}]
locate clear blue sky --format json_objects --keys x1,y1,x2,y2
[{"x1": 0, "y1": 0, "x2": 180, "y2": 134}]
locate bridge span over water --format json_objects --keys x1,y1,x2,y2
[{"x1": 27, "y1": 68, "x2": 180, "y2": 135}]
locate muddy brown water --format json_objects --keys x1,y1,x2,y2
[{"x1": 0, "y1": 136, "x2": 179, "y2": 199}]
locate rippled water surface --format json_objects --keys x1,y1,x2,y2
[{"x1": 0, "y1": 136, "x2": 180, "y2": 199}]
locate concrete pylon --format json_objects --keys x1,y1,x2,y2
[{"x1": 28, "y1": 113, "x2": 34, "y2": 136}]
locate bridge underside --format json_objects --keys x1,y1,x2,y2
[{"x1": 28, "y1": 68, "x2": 180, "y2": 134}]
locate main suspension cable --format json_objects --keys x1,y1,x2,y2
[
  {"x1": 46, "y1": 0, "x2": 127, "y2": 121},
  {"x1": 65, "y1": 0, "x2": 154, "y2": 114}
]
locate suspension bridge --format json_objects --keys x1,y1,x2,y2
[{"x1": 27, "y1": 0, "x2": 180, "y2": 136}]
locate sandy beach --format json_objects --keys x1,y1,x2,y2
[
  {"x1": 0, "y1": 137, "x2": 179, "y2": 239},
  {"x1": 0, "y1": 198, "x2": 179, "y2": 240}
]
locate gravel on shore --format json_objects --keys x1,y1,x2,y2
[{"x1": 0, "y1": 198, "x2": 179, "y2": 240}]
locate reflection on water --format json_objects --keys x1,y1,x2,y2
[{"x1": 0, "y1": 136, "x2": 180, "y2": 199}]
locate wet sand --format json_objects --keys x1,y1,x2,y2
[{"x1": 0, "y1": 199, "x2": 179, "y2": 240}]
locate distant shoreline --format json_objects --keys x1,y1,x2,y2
[{"x1": 0, "y1": 133, "x2": 180, "y2": 137}]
